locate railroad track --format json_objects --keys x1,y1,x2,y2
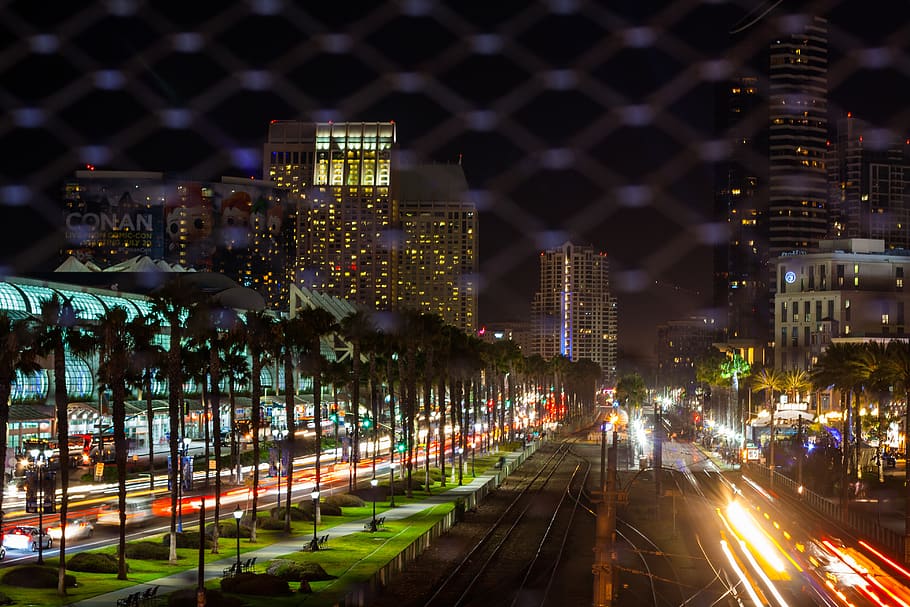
[{"x1": 422, "y1": 440, "x2": 589, "y2": 607}]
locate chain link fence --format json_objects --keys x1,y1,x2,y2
[{"x1": 1, "y1": 1, "x2": 907, "y2": 359}]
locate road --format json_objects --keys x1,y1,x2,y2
[{"x1": 627, "y1": 438, "x2": 910, "y2": 607}]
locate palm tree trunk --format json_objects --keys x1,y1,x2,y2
[
  {"x1": 229, "y1": 384, "x2": 238, "y2": 484},
  {"x1": 423, "y1": 375, "x2": 432, "y2": 494},
  {"x1": 210, "y1": 347, "x2": 222, "y2": 553},
  {"x1": 283, "y1": 351, "x2": 295, "y2": 534},
  {"x1": 202, "y1": 377, "x2": 210, "y2": 488},
  {"x1": 168, "y1": 328, "x2": 181, "y2": 564},
  {"x1": 313, "y1": 356, "x2": 323, "y2": 525},
  {"x1": 113, "y1": 380, "x2": 128, "y2": 580},
  {"x1": 145, "y1": 372, "x2": 155, "y2": 493},
  {"x1": 54, "y1": 342, "x2": 70, "y2": 595},
  {"x1": 0, "y1": 382, "x2": 10, "y2": 556},
  {"x1": 250, "y1": 352, "x2": 262, "y2": 543},
  {"x1": 438, "y1": 377, "x2": 446, "y2": 487}
]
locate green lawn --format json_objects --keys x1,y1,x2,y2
[{"x1": 0, "y1": 450, "x2": 509, "y2": 606}]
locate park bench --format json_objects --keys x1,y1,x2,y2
[
  {"x1": 222, "y1": 562, "x2": 239, "y2": 578},
  {"x1": 117, "y1": 591, "x2": 142, "y2": 607},
  {"x1": 140, "y1": 586, "x2": 159, "y2": 606},
  {"x1": 242, "y1": 557, "x2": 257, "y2": 572}
]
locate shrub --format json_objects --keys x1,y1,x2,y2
[
  {"x1": 168, "y1": 588, "x2": 244, "y2": 607},
  {"x1": 269, "y1": 506, "x2": 308, "y2": 521},
  {"x1": 160, "y1": 531, "x2": 212, "y2": 549},
  {"x1": 216, "y1": 522, "x2": 252, "y2": 539},
  {"x1": 266, "y1": 559, "x2": 335, "y2": 582},
  {"x1": 0, "y1": 591, "x2": 11, "y2": 605},
  {"x1": 220, "y1": 572, "x2": 291, "y2": 595},
  {"x1": 298, "y1": 500, "x2": 340, "y2": 516},
  {"x1": 3, "y1": 565, "x2": 76, "y2": 588},
  {"x1": 324, "y1": 493, "x2": 365, "y2": 508},
  {"x1": 258, "y1": 517, "x2": 286, "y2": 530},
  {"x1": 126, "y1": 541, "x2": 172, "y2": 560},
  {"x1": 67, "y1": 552, "x2": 123, "y2": 573}
]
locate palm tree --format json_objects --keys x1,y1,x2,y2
[
  {"x1": 92, "y1": 307, "x2": 134, "y2": 580},
  {"x1": 812, "y1": 342, "x2": 865, "y2": 513},
  {"x1": 243, "y1": 311, "x2": 274, "y2": 543},
  {"x1": 296, "y1": 306, "x2": 337, "y2": 523},
  {"x1": 272, "y1": 316, "x2": 306, "y2": 533},
  {"x1": 0, "y1": 312, "x2": 37, "y2": 560},
  {"x1": 854, "y1": 342, "x2": 890, "y2": 483},
  {"x1": 882, "y1": 341, "x2": 910, "y2": 560},
  {"x1": 221, "y1": 337, "x2": 250, "y2": 485},
  {"x1": 340, "y1": 310, "x2": 375, "y2": 491},
  {"x1": 150, "y1": 278, "x2": 196, "y2": 564},
  {"x1": 126, "y1": 315, "x2": 164, "y2": 493},
  {"x1": 750, "y1": 367, "x2": 783, "y2": 478},
  {"x1": 32, "y1": 295, "x2": 80, "y2": 594}
]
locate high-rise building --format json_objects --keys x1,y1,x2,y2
[
  {"x1": 774, "y1": 238, "x2": 910, "y2": 370},
  {"x1": 827, "y1": 114, "x2": 910, "y2": 248},
  {"x1": 714, "y1": 77, "x2": 769, "y2": 347},
  {"x1": 60, "y1": 170, "x2": 293, "y2": 308},
  {"x1": 530, "y1": 242, "x2": 617, "y2": 384},
  {"x1": 768, "y1": 16, "x2": 828, "y2": 257},
  {"x1": 398, "y1": 164, "x2": 477, "y2": 333},
  {"x1": 656, "y1": 317, "x2": 721, "y2": 393},
  {"x1": 264, "y1": 121, "x2": 398, "y2": 311}
]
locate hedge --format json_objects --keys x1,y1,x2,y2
[
  {"x1": 67, "y1": 552, "x2": 123, "y2": 573},
  {"x1": 220, "y1": 572, "x2": 291, "y2": 596},
  {"x1": 3, "y1": 565, "x2": 77, "y2": 588},
  {"x1": 125, "y1": 541, "x2": 171, "y2": 560}
]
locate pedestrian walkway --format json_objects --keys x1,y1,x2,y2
[{"x1": 65, "y1": 446, "x2": 532, "y2": 606}]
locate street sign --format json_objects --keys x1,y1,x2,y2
[{"x1": 94, "y1": 462, "x2": 105, "y2": 482}]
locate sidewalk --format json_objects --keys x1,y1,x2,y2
[{"x1": 65, "y1": 446, "x2": 531, "y2": 606}]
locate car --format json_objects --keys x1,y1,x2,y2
[
  {"x1": 0, "y1": 545, "x2": 5, "y2": 560},
  {"x1": 2, "y1": 526, "x2": 52, "y2": 551},
  {"x1": 96, "y1": 498, "x2": 153, "y2": 527},
  {"x1": 47, "y1": 517, "x2": 94, "y2": 541}
]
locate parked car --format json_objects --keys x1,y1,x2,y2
[
  {"x1": 2, "y1": 526, "x2": 52, "y2": 551},
  {"x1": 0, "y1": 545, "x2": 6, "y2": 560},
  {"x1": 47, "y1": 517, "x2": 95, "y2": 541}
]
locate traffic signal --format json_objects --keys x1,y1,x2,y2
[
  {"x1": 361, "y1": 416, "x2": 373, "y2": 429},
  {"x1": 395, "y1": 440, "x2": 406, "y2": 453}
]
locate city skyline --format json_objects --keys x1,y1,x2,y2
[{"x1": 1, "y1": 2, "x2": 906, "y2": 368}]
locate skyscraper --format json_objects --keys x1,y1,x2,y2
[
  {"x1": 398, "y1": 163, "x2": 478, "y2": 333},
  {"x1": 827, "y1": 114, "x2": 910, "y2": 249},
  {"x1": 768, "y1": 16, "x2": 828, "y2": 257},
  {"x1": 263, "y1": 121, "x2": 398, "y2": 311},
  {"x1": 714, "y1": 77, "x2": 769, "y2": 347},
  {"x1": 530, "y1": 242, "x2": 617, "y2": 384}
]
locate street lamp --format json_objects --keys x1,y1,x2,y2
[
  {"x1": 232, "y1": 506, "x2": 242, "y2": 572},
  {"x1": 369, "y1": 477, "x2": 378, "y2": 532},
  {"x1": 29, "y1": 448, "x2": 53, "y2": 565},
  {"x1": 310, "y1": 489, "x2": 320, "y2": 551},
  {"x1": 272, "y1": 428, "x2": 283, "y2": 512}
]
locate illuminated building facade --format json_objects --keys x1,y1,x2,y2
[
  {"x1": 60, "y1": 171, "x2": 292, "y2": 308},
  {"x1": 827, "y1": 114, "x2": 910, "y2": 249},
  {"x1": 398, "y1": 164, "x2": 477, "y2": 333},
  {"x1": 656, "y1": 317, "x2": 721, "y2": 392},
  {"x1": 264, "y1": 121, "x2": 398, "y2": 311},
  {"x1": 714, "y1": 77, "x2": 769, "y2": 349},
  {"x1": 774, "y1": 239, "x2": 910, "y2": 370},
  {"x1": 530, "y1": 242, "x2": 617, "y2": 384},
  {"x1": 768, "y1": 16, "x2": 828, "y2": 258}
]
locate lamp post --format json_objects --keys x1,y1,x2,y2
[
  {"x1": 29, "y1": 448, "x2": 53, "y2": 565},
  {"x1": 272, "y1": 428, "x2": 283, "y2": 512},
  {"x1": 369, "y1": 477, "x2": 378, "y2": 532},
  {"x1": 232, "y1": 506, "x2": 242, "y2": 571},
  {"x1": 310, "y1": 489, "x2": 320, "y2": 551}
]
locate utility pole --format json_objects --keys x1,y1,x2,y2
[
  {"x1": 654, "y1": 400, "x2": 662, "y2": 499},
  {"x1": 593, "y1": 430, "x2": 621, "y2": 606}
]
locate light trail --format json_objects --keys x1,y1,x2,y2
[{"x1": 720, "y1": 538, "x2": 767, "y2": 607}]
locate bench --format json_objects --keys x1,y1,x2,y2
[
  {"x1": 117, "y1": 592, "x2": 142, "y2": 607},
  {"x1": 242, "y1": 557, "x2": 256, "y2": 573},
  {"x1": 140, "y1": 586, "x2": 159, "y2": 606},
  {"x1": 319, "y1": 534, "x2": 329, "y2": 548},
  {"x1": 222, "y1": 562, "x2": 239, "y2": 578}
]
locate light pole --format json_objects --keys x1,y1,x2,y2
[
  {"x1": 29, "y1": 448, "x2": 53, "y2": 565},
  {"x1": 232, "y1": 506, "x2": 242, "y2": 572},
  {"x1": 310, "y1": 489, "x2": 320, "y2": 551},
  {"x1": 370, "y1": 477, "x2": 378, "y2": 532},
  {"x1": 272, "y1": 428, "x2": 284, "y2": 512}
]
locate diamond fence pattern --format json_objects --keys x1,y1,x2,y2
[{"x1": 1, "y1": 1, "x2": 908, "y2": 344}]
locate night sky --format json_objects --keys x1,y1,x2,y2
[{"x1": 0, "y1": 1, "x2": 906, "y2": 368}]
